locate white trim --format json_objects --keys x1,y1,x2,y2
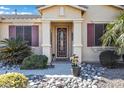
[
  {"x1": 2, "y1": 18, "x2": 84, "y2": 23},
  {"x1": 1, "y1": 19, "x2": 42, "y2": 23},
  {"x1": 73, "y1": 20, "x2": 83, "y2": 23},
  {"x1": 73, "y1": 44, "x2": 83, "y2": 47},
  {"x1": 38, "y1": 5, "x2": 124, "y2": 12},
  {"x1": 41, "y1": 18, "x2": 84, "y2": 21},
  {"x1": 113, "y1": 5, "x2": 124, "y2": 10},
  {"x1": 56, "y1": 26, "x2": 69, "y2": 59},
  {"x1": 41, "y1": 44, "x2": 51, "y2": 47},
  {"x1": 38, "y1": 5, "x2": 54, "y2": 11},
  {"x1": 38, "y1": 5, "x2": 87, "y2": 11},
  {"x1": 69, "y1": 5, "x2": 87, "y2": 11}
]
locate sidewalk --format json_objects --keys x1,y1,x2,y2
[{"x1": 0, "y1": 63, "x2": 72, "y2": 75}]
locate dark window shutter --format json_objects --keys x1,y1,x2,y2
[
  {"x1": 32, "y1": 25, "x2": 39, "y2": 46},
  {"x1": 95, "y1": 24, "x2": 104, "y2": 46},
  {"x1": 87, "y1": 23, "x2": 94, "y2": 47},
  {"x1": 9, "y1": 25, "x2": 16, "y2": 39}
]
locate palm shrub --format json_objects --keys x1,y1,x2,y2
[
  {"x1": 101, "y1": 12, "x2": 124, "y2": 61},
  {"x1": 0, "y1": 38, "x2": 32, "y2": 64}
]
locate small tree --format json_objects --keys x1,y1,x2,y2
[
  {"x1": 101, "y1": 12, "x2": 124, "y2": 55},
  {"x1": 0, "y1": 38, "x2": 32, "y2": 64}
]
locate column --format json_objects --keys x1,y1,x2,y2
[
  {"x1": 42, "y1": 20, "x2": 51, "y2": 64},
  {"x1": 73, "y1": 20, "x2": 83, "y2": 64}
]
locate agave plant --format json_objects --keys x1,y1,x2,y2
[
  {"x1": 101, "y1": 12, "x2": 124, "y2": 55},
  {"x1": 0, "y1": 38, "x2": 32, "y2": 64}
]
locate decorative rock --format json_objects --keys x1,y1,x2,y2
[
  {"x1": 65, "y1": 78, "x2": 71, "y2": 84},
  {"x1": 42, "y1": 78, "x2": 48, "y2": 82},
  {"x1": 34, "y1": 81, "x2": 40, "y2": 85},
  {"x1": 2, "y1": 67, "x2": 6, "y2": 70},
  {"x1": 26, "y1": 63, "x2": 105, "y2": 88},
  {"x1": 93, "y1": 75, "x2": 98, "y2": 79},
  {"x1": 92, "y1": 80, "x2": 98, "y2": 85},
  {"x1": 83, "y1": 83, "x2": 87, "y2": 88},
  {"x1": 78, "y1": 82, "x2": 83, "y2": 87},
  {"x1": 88, "y1": 85, "x2": 92, "y2": 88},
  {"x1": 92, "y1": 85, "x2": 97, "y2": 88},
  {"x1": 48, "y1": 78, "x2": 54, "y2": 84},
  {"x1": 87, "y1": 78, "x2": 92, "y2": 82},
  {"x1": 32, "y1": 85, "x2": 38, "y2": 88},
  {"x1": 97, "y1": 72, "x2": 102, "y2": 76},
  {"x1": 51, "y1": 86, "x2": 56, "y2": 88},
  {"x1": 85, "y1": 74, "x2": 89, "y2": 77},
  {"x1": 56, "y1": 83, "x2": 64, "y2": 88},
  {"x1": 97, "y1": 76, "x2": 102, "y2": 80},
  {"x1": 29, "y1": 82, "x2": 35, "y2": 86},
  {"x1": 81, "y1": 67, "x2": 84, "y2": 70}
]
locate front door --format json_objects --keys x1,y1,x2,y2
[{"x1": 56, "y1": 27, "x2": 68, "y2": 58}]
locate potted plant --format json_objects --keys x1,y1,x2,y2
[
  {"x1": 70, "y1": 54, "x2": 81, "y2": 77},
  {"x1": 48, "y1": 54, "x2": 55, "y2": 68}
]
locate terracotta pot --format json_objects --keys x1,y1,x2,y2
[{"x1": 72, "y1": 66, "x2": 81, "y2": 77}]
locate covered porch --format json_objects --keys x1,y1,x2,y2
[{"x1": 41, "y1": 19, "x2": 83, "y2": 64}]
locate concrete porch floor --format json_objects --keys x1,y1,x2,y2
[{"x1": 0, "y1": 62, "x2": 72, "y2": 75}]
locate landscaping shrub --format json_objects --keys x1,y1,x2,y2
[
  {"x1": 21, "y1": 54, "x2": 48, "y2": 69},
  {"x1": 99, "y1": 50, "x2": 120, "y2": 68},
  {"x1": 0, "y1": 72, "x2": 28, "y2": 88},
  {"x1": 0, "y1": 38, "x2": 32, "y2": 65}
]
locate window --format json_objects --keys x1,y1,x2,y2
[
  {"x1": 24, "y1": 26, "x2": 32, "y2": 45},
  {"x1": 87, "y1": 23, "x2": 107, "y2": 47},
  {"x1": 9, "y1": 25, "x2": 39, "y2": 46},
  {"x1": 16, "y1": 26, "x2": 23, "y2": 39}
]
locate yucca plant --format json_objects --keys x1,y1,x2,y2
[
  {"x1": 101, "y1": 12, "x2": 124, "y2": 56},
  {"x1": 0, "y1": 38, "x2": 32, "y2": 65}
]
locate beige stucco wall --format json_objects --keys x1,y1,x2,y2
[
  {"x1": 82, "y1": 5, "x2": 123, "y2": 62},
  {"x1": 41, "y1": 5, "x2": 82, "y2": 19},
  {"x1": 0, "y1": 21, "x2": 42, "y2": 55},
  {"x1": 0, "y1": 23, "x2": 9, "y2": 42}
]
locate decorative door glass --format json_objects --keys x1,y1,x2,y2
[{"x1": 57, "y1": 28, "x2": 67, "y2": 57}]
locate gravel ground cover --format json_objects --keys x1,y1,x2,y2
[
  {"x1": 27, "y1": 63, "x2": 105, "y2": 88},
  {"x1": 97, "y1": 63, "x2": 124, "y2": 88},
  {"x1": 27, "y1": 63, "x2": 124, "y2": 88},
  {"x1": 1, "y1": 61, "x2": 124, "y2": 88}
]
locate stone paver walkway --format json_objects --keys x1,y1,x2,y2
[{"x1": 0, "y1": 62, "x2": 72, "y2": 75}]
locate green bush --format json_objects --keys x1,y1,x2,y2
[
  {"x1": 21, "y1": 54, "x2": 48, "y2": 69},
  {"x1": 0, "y1": 38, "x2": 32, "y2": 64},
  {"x1": 99, "y1": 50, "x2": 120, "y2": 68},
  {"x1": 0, "y1": 72, "x2": 28, "y2": 88}
]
